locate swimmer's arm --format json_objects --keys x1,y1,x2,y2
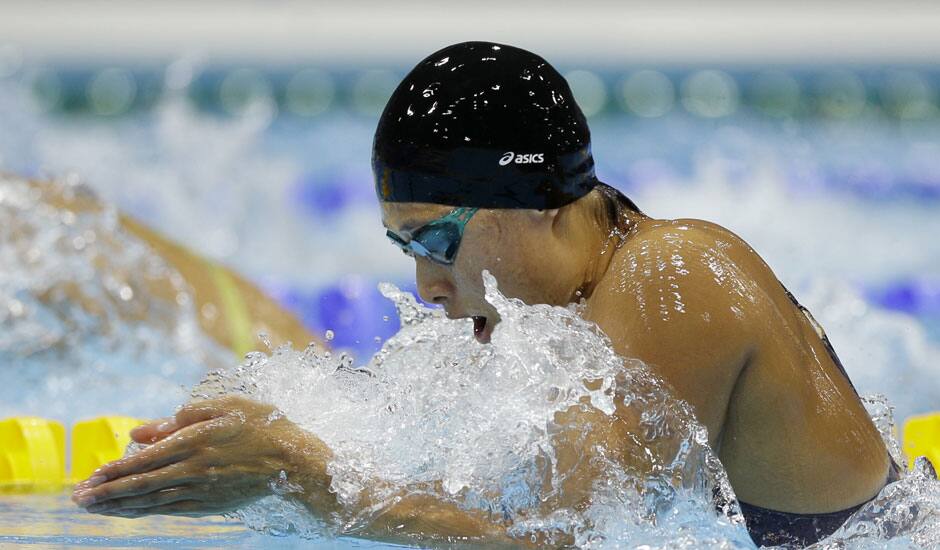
[
  {"x1": 282, "y1": 439, "x2": 542, "y2": 547},
  {"x1": 25, "y1": 178, "x2": 319, "y2": 354},
  {"x1": 302, "y1": 488, "x2": 534, "y2": 548},
  {"x1": 72, "y1": 396, "x2": 538, "y2": 547}
]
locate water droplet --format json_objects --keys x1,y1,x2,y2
[
  {"x1": 8, "y1": 300, "x2": 24, "y2": 317},
  {"x1": 201, "y1": 302, "x2": 218, "y2": 320},
  {"x1": 119, "y1": 285, "x2": 134, "y2": 301}
]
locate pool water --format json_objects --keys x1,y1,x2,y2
[
  {"x1": 0, "y1": 494, "x2": 404, "y2": 549},
  {"x1": 2, "y1": 61, "x2": 940, "y2": 548}
]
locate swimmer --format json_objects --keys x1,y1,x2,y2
[
  {"x1": 22, "y1": 177, "x2": 317, "y2": 355},
  {"x1": 73, "y1": 42, "x2": 898, "y2": 548}
]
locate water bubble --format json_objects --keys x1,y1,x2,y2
[
  {"x1": 285, "y1": 69, "x2": 335, "y2": 116},
  {"x1": 219, "y1": 68, "x2": 275, "y2": 118},
  {"x1": 564, "y1": 70, "x2": 607, "y2": 118},
  {"x1": 751, "y1": 70, "x2": 801, "y2": 118},
  {"x1": 881, "y1": 70, "x2": 936, "y2": 120},
  {"x1": 816, "y1": 70, "x2": 867, "y2": 119},
  {"x1": 269, "y1": 469, "x2": 303, "y2": 496},
  {"x1": 7, "y1": 299, "x2": 24, "y2": 317},
  {"x1": 118, "y1": 285, "x2": 134, "y2": 301},
  {"x1": 620, "y1": 70, "x2": 675, "y2": 118},
  {"x1": 681, "y1": 70, "x2": 739, "y2": 118},
  {"x1": 164, "y1": 56, "x2": 201, "y2": 91},
  {"x1": 324, "y1": 329, "x2": 334, "y2": 341},
  {"x1": 87, "y1": 68, "x2": 137, "y2": 116},
  {"x1": 200, "y1": 302, "x2": 218, "y2": 320},
  {"x1": 24, "y1": 67, "x2": 63, "y2": 112}
]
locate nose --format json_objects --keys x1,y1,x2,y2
[{"x1": 415, "y1": 258, "x2": 453, "y2": 306}]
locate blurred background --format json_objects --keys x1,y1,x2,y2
[{"x1": 1, "y1": 1, "x2": 939, "y2": 421}]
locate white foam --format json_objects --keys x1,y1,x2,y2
[
  {"x1": 193, "y1": 272, "x2": 940, "y2": 548},
  {"x1": 193, "y1": 271, "x2": 755, "y2": 546}
]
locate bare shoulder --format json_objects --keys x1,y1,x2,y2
[
  {"x1": 599, "y1": 217, "x2": 772, "y2": 324},
  {"x1": 587, "y1": 215, "x2": 775, "y2": 377},
  {"x1": 588, "y1": 217, "x2": 765, "y2": 441},
  {"x1": 624, "y1": 217, "x2": 761, "y2": 259}
]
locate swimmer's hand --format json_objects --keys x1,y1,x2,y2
[
  {"x1": 71, "y1": 396, "x2": 534, "y2": 547},
  {"x1": 70, "y1": 396, "x2": 336, "y2": 518}
]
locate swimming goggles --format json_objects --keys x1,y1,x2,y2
[{"x1": 385, "y1": 207, "x2": 478, "y2": 265}]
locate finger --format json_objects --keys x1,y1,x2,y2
[
  {"x1": 95, "y1": 500, "x2": 211, "y2": 518},
  {"x1": 174, "y1": 396, "x2": 249, "y2": 427},
  {"x1": 130, "y1": 399, "x2": 238, "y2": 445},
  {"x1": 73, "y1": 463, "x2": 191, "y2": 507},
  {"x1": 86, "y1": 486, "x2": 196, "y2": 513},
  {"x1": 130, "y1": 417, "x2": 176, "y2": 444},
  {"x1": 87, "y1": 418, "x2": 225, "y2": 483}
]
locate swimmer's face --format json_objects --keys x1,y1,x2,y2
[{"x1": 381, "y1": 201, "x2": 577, "y2": 343}]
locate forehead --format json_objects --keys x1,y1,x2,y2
[{"x1": 381, "y1": 202, "x2": 455, "y2": 232}]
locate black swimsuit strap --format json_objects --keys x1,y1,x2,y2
[
  {"x1": 779, "y1": 281, "x2": 861, "y2": 398},
  {"x1": 738, "y1": 499, "x2": 865, "y2": 548},
  {"x1": 738, "y1": 462, "x2": 900, "y2": 548}
]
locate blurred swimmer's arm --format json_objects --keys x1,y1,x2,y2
[
  {"x1": 119, "y1": 215, "x2": 321, "y2": 354},
  {"x1": 25, "y1": 178, "x2": 321, "y2": 354},
  {"x1": 72, "y1": 396, "x2": 537, "y2": 547}
]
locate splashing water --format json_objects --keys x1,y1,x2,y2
[
  {"x1": 813, "y1": 457, "x2": 940, "y2": 549},
  {"x1": 190, "y1": 271, "x2": 940, "y2": 549},
  {"x1": 191, "y1": 270, "x2": 745, "y2": 547},
  {"x1": 0, "y1": 174, "x2": 229, "y2": 422}
]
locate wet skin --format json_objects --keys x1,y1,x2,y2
[{"x1": 73, "y1": 189, "x2": 891, "y2": 544}]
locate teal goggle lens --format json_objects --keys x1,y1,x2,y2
[
  {"x1": 385, "y1": 207, "x2": 477, "y2": 266},
  {"x1": 386, "y1": 222, "x2": 462, "y2": 265}
]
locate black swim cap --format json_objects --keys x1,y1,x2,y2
[{"x1": 373, "y1": 41, "x2": 598, "y2": 209}]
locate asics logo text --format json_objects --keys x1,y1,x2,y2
[{"x1": 499, "y1": 152, "x2": 544, "y2": 166}]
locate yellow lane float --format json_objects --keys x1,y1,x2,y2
[
  {"x1": 0, "y1": 417, "x2": 66, "y2": 492},
  {"x1": 903, "y1": 412, "x2": 940, "y2": 472},
  {"x1": 0, "y1": 416, "x2": 144, "y2": 492},
  {"x1": 70, "y1": 416, "x2": 146, "y2": 483}
]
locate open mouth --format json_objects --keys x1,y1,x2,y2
[{"x1": 472, "y1": 315, "x2": 490, "y2": 343}]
